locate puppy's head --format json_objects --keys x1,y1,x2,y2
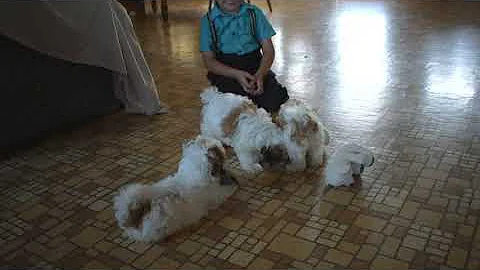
[
  {"x1": 260, "y1": 144, "x2": 290, "y2": 170},
  {"x1": 195, "y1": 136, "x2": 237, "y2": 186},
  {"x1": 276, "y1": 103, "x2": 319, "y2": 143}
]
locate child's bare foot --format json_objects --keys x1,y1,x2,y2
[{"x1": 351, "y1": 174, "x2": 362, "y2": 188}]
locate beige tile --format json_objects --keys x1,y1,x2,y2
[
  {"x1": 228, "y1": 250, "x2": 255, "y2": 267},
  {"x1": 397, "y1": 247, "x2": 416, "y2": 262},
  {"x1": 337, "y1": 241, "x2": 360, "y2": 255},
  {"x1": 267, "y1": 233, "x2": 315, "y2": 261},
  {"x1": 94, "y1": 240, "x2": 114, "y2": 253},
  {"x1": 244, "y1": 217, "x2": 263, "y2": 230},
  {"x1": 316, "y1": 261, "x2": 336, "y2": 268},
  {"x1": 109, "y1": 247, "x2": 138, "y2": 263},
  {"x1": 357, "y1": 245, "x2": 378, "y2": 261},
  {"x1": 415, "y1": 209, "x2": 442, "y2": 228},
  {"x1": 131, "y1": 246, "x2": 166, "y2": 268},
  {"x1": 149, "y1": 257, "x2": 180, "y2": 269},
  {"x1": 248, "y1": 257, "x2": 275, "y2": 269},
  {"x1": 402, "y1": 234, "x2": 427, "y2": 251},
  {"x1": 88, "y1": 200, "x2": 110, "y2": 211},
  {"x1": 457, "y1": 224, "x2": 474, "y2": 237},
  {"x1": 380, "y1": 236, "x2": 401, "y2": 257},
  {"x1": 399, "y1": 200, "x2": 420, "y2": 219},
  {"x1": 177, "y1": 240, "x2": 202, "y2": 256},
  {"x1": 128, "y1": 241, "x2": 152, "y2": 254},
  {"x1": 447, "y1": 247, "x2": 467, "y2": 269},
  {"x1": 282, "y1": 222, "x2": 301, "y2": 235},
  {"x1": 83, "y1": 260, "x2": 108, "y2": 269},
  {"x1": 291, "y1": 261, "x2": 312, "y2": 269},
  {"x1": 311, "y1": 201, "x2": 334, "y2": 217},
  {"x1": 259, "y1": 199, "x2": 283, "y2": 215},
  {"x1": 324, "y1": 249, "x2": 353, "y2": 267},
  {"x1": 218, "y1": 246, "x2": 236, "y2": 260},
  {"x1": 71, "y1": 226, "x2": 108, "y2": 248},
  {"x1": 19, "y1": 204, "x2": 49, "y2": 221},
  {"x1": 366, "y1": 232, "x2": 384, "y2": 245},
  {"x1": 428, "y1": 196, "x2": 448, "y2": 207},
  {"x1": 218, "y1": 217, "x2": 244, "y2": 230},
  {"x1": 354, "y1": 214, "x2": 387, "y2": 232},
  {"x1": 324, "y1": 190, "x2": 354, "y2": 206},
  {"x1": 180, "y1": 262, "x2": 202, "y2": 269},
  {"x1": 296, "y1": 226, "x2": 320, "y2": 241},
  {"x1": 371, "y1": 256, "x2": 409, "y2": 269}
]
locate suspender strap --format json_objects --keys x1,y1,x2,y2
[
  {"x1": 207, "y1": 0, "x2": 220, "y2": 53},
  {"x1": 247, "y1": 8, "x2": 258, "y2": 44},
  {"x1": 207, "y1": 1, "x2": 260, "y2": 54}
]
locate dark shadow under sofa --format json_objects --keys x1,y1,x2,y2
[{"x1": 0, "y1": 34, "x2": 122, "y2": 153}]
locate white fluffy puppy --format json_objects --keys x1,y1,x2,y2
[
  {"x1": 274, "y1": 99, "x2": 330, "y2": 171},
  {"x1": 113, "y1": 136, "x2": 237, "y2": 242},
  {"x1": 325, "y1": 142, "x2": 375, "y2": 187},
  {"x1": 200, "y1": 86, "x2": 287, "y2": 174}
]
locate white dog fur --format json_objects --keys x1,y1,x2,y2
[
  {"x1": 274, "y1": 99, "x2": 330, "y2": 172},
  {"x1": 200, "y1": 86, "x2": 286, "y2": 174},
  {"x1": 325, "y1": 142, "x2": 375, "y2": 187},
  {"x1": 113, "y1": 135, "x2": 236, "y2": 242}
]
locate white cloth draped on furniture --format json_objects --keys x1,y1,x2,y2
[{"x1": 0, "y1": 0, "x2": 167, "y2": 115}]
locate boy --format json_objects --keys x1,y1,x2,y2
[{"x1": 199, "y1": 0, "x2": 289, "y2": 113}]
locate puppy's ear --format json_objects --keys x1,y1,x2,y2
[
  {"x1": 273, "y1": 114, "x2": 283, "y2": 127},
  {"x1": 293, "y1": 121, "x2": 306, "y2": 141},
  {"x1": 304, "y1": 115, "x2": 319, "y2": 134},
  {"x1": 208, "y1": 145, "x2": 226, "y2": 178}
]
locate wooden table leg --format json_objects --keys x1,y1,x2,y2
[{"x1": 266, "y1": 0, "x2": 272, "y2": 12}]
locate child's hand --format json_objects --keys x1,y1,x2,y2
[
  {"x1": 252, "y1": 73, "x2": 265, "y2": 95},
  {"x1": 235, "y1": 71, "x2": 256, "y2": 94}
]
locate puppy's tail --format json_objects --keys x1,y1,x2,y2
[
  {"x1": 113, "y1": 183, "x2": 153, "y2": 229},
  {"x1": 200, "y1": 86, "x2": 219, "y2": 104}
]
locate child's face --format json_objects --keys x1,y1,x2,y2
[{"x1": 215, "y1": 0, "x2": 243, "y2": 14}]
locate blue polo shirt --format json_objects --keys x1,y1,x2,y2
[{"x1": 199, "y1": 3, "x2": 276, "y2": 55}]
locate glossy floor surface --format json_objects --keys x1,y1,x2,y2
[{"x1": 1, "y1": 0, "x2": 480, "y2": 269}]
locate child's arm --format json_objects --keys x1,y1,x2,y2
[
  {"x1": 253, "y1": 38, "x2": 275, "y2": 94},
  {"x1": 201, "y1": 51, "x2": 256, "y2": 93}
]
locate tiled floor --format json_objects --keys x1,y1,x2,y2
[{"x1": 1, "y1": 0, "x2": 480, "y2": 269}]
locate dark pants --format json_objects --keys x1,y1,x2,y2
[{"x1": 207, "y1": 49, "x2": 289, "y2": 113}]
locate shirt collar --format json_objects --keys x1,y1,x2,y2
[{"x1": 210, "y1": 2, "x2": 252, "y2": 20}]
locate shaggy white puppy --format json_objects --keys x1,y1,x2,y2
[
  {"x1": 113, "y1": 136, "x2": 237, "y2": 242},
  {"x1": 274, "y1": 99, "x2": 330, "y2": 172},
  {"x1": 325, "y1": 142, "x2": 375, "y2": 187},
  {"x1": 200, "y1": 86, "x2": 287, "y2": 174}
]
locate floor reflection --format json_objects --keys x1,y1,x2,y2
[{"x1": 335, "y1": 3, "x2": 388, "y2": 111}]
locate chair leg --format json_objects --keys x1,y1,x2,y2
[
  {"x1": 266, "y1": 0, "x2": 272, "y2": 12},
  {"x1": 161, "y1": 0, "x2": 168, "y2": 21}
]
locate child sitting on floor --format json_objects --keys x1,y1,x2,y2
[{"x1": 199, "y1": 0, "x2": 289, "y2": 113}]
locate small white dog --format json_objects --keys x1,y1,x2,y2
[
  {"x1": 200, "y1": 87, "x2": 287, "y2": 174},
  {"x1": 274, "y1": 99, "x2": 330, "y2": 172},
  {"x1": 113, "y1": 136, "x2": 237, "y2": 242},
  {"x1": 324, "y1": 142, "x2": 375, "y2": 187}
]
